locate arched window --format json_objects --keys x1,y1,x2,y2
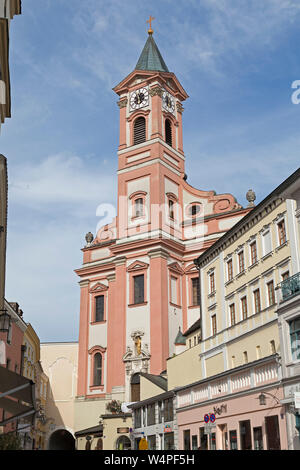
[
  {"x1": 93, "y1": 353, "x2": 102, "y2": 386},
  {"x1": 134, "y1": 198, "x2": 144, "y2": 218},
  {"x1": 133, "y1": 117, "x2": 146, "y2": 145},
  {"x1": 165, "y1": 119, "x2": 172, "y2": 146}
]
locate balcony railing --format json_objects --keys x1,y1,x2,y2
[{"x1": 280, "y1": 272, "x2": 300, "y2": 302}]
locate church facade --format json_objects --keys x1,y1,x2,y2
[{"x1": 74, "y1": 30, "x2": 250, "y2": 433}]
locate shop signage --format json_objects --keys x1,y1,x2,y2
[
  {"x1": 164, "y1": 424, "x2": 173, "y2": 433},
  {"x1": 213, "y1": 404, "x2": 227, "y2": 415},
  {"x1": 117, "y1": 427, "x2": 130, "y2": 434}
]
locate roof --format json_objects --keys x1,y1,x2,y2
[
  {"x1": 140, "y1": 372, "x2": 168, "y2": 391},
  {"x1": 135, "y1": 33, "x2": 169, "y2": 72},
  {"x1": 183, "y1": 318, "x2": 201, "y2": 337},
  {"x1": 128, "y1": 390, "x2": 174, "y2": 409},
  {"x1": 195, "y1": 167, "x2": 300, "y2": 268},
  {"x1": 74, "y1": 424, "x2": 103, "y2": 437},
  {"x1": 174, "y1": 327, "x2": 186, "y2": 345}
]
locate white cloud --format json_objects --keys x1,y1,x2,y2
[{"x1": 8, "y1": 152, "x2": 116, "y2": 210}]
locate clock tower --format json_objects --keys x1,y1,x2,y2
[{"x1": 75, "y1": 27, "x2": 250, "y2": 428}]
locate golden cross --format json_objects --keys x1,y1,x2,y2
[{"x1": 147, "y1": 16, "x2": 155, "y2": 34}]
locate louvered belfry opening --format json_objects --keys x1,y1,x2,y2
[
  {"x1": 165, "y1": 119, "x2": 172, "y2": 146},
  {"x1": 133, "y1": 116, "x2": 146, "y2": 145}
]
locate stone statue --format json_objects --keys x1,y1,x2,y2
[{"x1": 246, "y1": 189, "x2": 256, "y2": 207}]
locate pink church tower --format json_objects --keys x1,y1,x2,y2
[{"x1": 75, "y1": 28, "x2": 250, "y2": 408}]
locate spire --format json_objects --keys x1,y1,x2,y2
[{"x1": 135, "y1": 32, "x2": 169, "y2": 73}]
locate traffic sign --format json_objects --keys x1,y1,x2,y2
[
  {"x1": 204, "y1": 414, "x2": 210, "y2": 423},
  {"x1": 210, "y1": 413, "x2": 216, "y2": 423}
]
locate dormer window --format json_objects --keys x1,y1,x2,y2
[
  {"x1": 133, "y1": 116, "x2": 146, "y2": 145},
  {"x1": 165, "y1": 119, "x2": 172, "y2": 146}
]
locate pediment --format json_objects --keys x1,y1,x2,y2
[
  {"x1": 89, "y1": 282, "x2": 108, "y2": 293},
  {"x1": 185, "y1": 263, "x2": 198, "y2": 274},
  {"x1": 127, "y1": 260, "x2": 149, "y2": 272},
  {"x1": 168, "y1": 262, "x2": 184, "y2": 275}
]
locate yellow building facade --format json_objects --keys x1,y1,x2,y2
[{"x1": 164, "y1": 169, "x2": 300, "y2": 450}]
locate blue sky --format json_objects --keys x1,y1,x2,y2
[{"x1": 2, "y1": 0, "x2": 300, "y2": 342}]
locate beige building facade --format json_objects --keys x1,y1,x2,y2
[{"x1": 40, "y1": 342, "x2": 78, "y2": 450}]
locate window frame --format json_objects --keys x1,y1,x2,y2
[
  {"x1": 250, "y1": 240, "x2": 258, "y2": 265},
  {"x1": 88, "y1": 345, "x2": 106, "y2": 392},
  {"x1": 227, "y1": 258, "x2": 233, "y2": 282},
  {"x1": 253, "y1": 288, "x2": 261, "y2": 314}
]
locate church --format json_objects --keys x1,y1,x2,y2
[{"x1": 74, "y1": 23, "x2": 250, "y2": 435}]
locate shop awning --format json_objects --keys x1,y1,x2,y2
[{"x1": 0, "y1": 365, "x2": 36, "y2": 426}]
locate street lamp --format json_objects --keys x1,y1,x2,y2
[
  {"x1": 0, "y1": 310, "x2": 10, "y2": 334},
  {"x1": 258, "y1": 391, "x2": 280, "y2": 406}
]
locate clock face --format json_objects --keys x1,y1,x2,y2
[
  {"x1": 162, "y1": 91, "x2": 175, "y2": 114},
  {"x1": 130, "y1": 87, "x2": 149, "y2": 111}
]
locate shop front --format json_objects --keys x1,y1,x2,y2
[{"x1": 177, "y1": 385, "x2": 287, "y2": 450}]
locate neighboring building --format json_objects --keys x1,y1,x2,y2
[
  {"x1": 0, "y1": 154, "x2": 7, "y2": 311},
  {"x1": 129, "y1": 373, "x2": 176, "y2": 450},
  {"x1": 75, "y1": 28, "x2": 250, "y2": 442},
  {"x1": 0, "y1": 0, "x2": 21, "y2": 129},
  {"x1": 276, "y1": 176, "x2": 300, "y2": 450},
  {"x1": 164, "y1": 167, "x2": 300, "y2": 450},
  {"x1": 0, "y1": 300, "x2": 36, "y2": 436},
  {"x1": 18, "y1": 323, "x2": 49, "y2": 450},
  {"x1": 40, "y1": 342, "x2": 78, "y2": 450}
]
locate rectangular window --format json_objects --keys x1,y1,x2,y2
[
  {"x1": 134, "y1": 274, "x2": 144, "y2": 304},
  {"x1": 267, "y1": 280, "x2": 275, "y2": 306},
  {"x1": 148, "y1": 435, "x2": 156, "y2": 450},
  {"x1": 163, "y1": 398, "x2": 173, "y2": 422},
  {"x1": 239, "y1": 420, "x2": 252, "y2": 450},
  {"x1": 243, "y1": 351, "x2": 248, "y2": 364},
  {"x1": 199, "y1": 428, "x2": 208, "y2": 450},
  {"x1": 253, "y1": 427, "x2": 263, "y2": 450},
  {"x1": 238, "y1": 251, "x2": 245, "y2": 273},
  {"x1": 229, "y1": 430, "x2": 238, "y2": 450},
  {"x1": 241, "y1": 296, "x2": 247, "y2": 320},
  {"x1": 282, "y1": 271, "x2": 290, "y2": 281},
  {"x1": 192, "y1": 277, "x2": 200, "y2": 305},
  {"x1": 290, "y1": 318, "x2": 300, "y2": 361},
  {"x1": 191, "y1": 435, "x2": 198, "y2": 450},
  {"x1": 210, "y1": 433, "x2": 216, "y2": 450},
  {"x1": 171, "y1": 276, "x2": 177, "y2": 304},
  {"x1": 212, "y1": 315, "x2": 217, "y2": 336},
  {"x1": 278, "y1": 220, "x2": 286, "y2": 246},
  {"x1": 270, "y1": 340, "x2": 276, "y2": 355},
  {"x1": 230, "y1": 303, "x2": 236, "y2": 326},
  {"x1": 250, "y1": 241, "x2": 257, "y2": 265},
  {"x1": 262, "y1": 230, "x2": 272, "y2": 255},
  {"x1": 95, "y1": 295, "x2": 104, "y2": 322},
  {"x1": 158, "y1": 401, "x2": 163, "y2": 424},
  {"x1": 209, "y1": 272, "x2": 215, "y2": 293},
  {"x1": 134, "y1": 408, "x2": 141, "y2": 429},
  {"x1": 227, "y1": 259, "x2": 233, "y2": 281},
  {"x1": 253, "y1": 289, "x2": 261, "y2": 313},
  {"x1": 183, "y1": 430, "x2": 191, "y2": 450},
  {"x1": 147, "y1": 403, "x2": 156, "y2": 426}
]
